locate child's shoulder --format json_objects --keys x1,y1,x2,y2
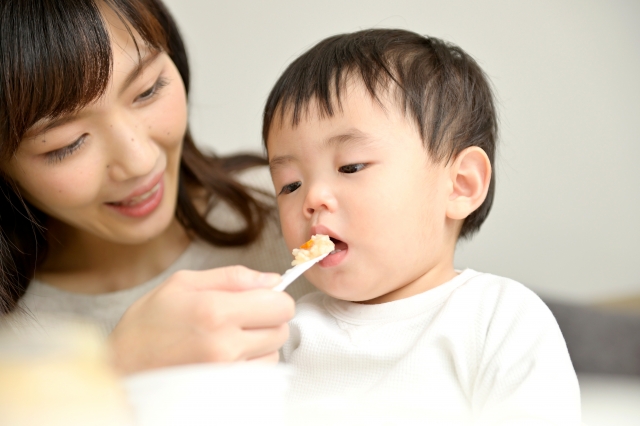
[
  {"x1": 457, "y1": 268, "x2": 552, "y2": 310},
  {"x1": 454, "y1": 269, "x2": 561, "y2": 340},
  {"x1": 455, "y1": 269, "x2": 547, "y2": 310}
]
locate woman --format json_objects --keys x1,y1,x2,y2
[{"x1": 0, "y1": 0, "x2": 302, "y2": 374}]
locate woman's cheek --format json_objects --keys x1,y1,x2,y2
[
  {"x1": 23, "y1": 164, "x2": 104, "y2": 212},
  {"x1": 150, "y1": 84, "x2": 188, "y2": 150}
]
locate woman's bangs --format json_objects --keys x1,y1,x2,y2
[{"x1": 0, "y1": 0, "x2": 167, "y2": 161}]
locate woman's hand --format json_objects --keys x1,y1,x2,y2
[{"x1": 108, "y1": 266, "x2": 293, "y2": 375}]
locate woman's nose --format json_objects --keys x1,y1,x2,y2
[
  {"x1": 302, "y1": 182, "x2": 338, "y2": 218},
  {"x1": 105, "y1": 115, "x2": 159, "y2": 181}
]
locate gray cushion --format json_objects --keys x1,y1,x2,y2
[{"x1": 543, "y1": 299, "x2": 640, "y2": 376}]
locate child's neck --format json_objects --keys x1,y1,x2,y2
[{"x1": 359, "y1": 261, "x2": 458, "y2": 305}]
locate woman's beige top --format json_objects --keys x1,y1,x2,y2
[{"x1": 14, "y1": 166, "x2": 314, "y2": 336}]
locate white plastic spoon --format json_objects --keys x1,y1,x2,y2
[{"x1": 272, "y1": 252, "x2": 330, "y2": 292}]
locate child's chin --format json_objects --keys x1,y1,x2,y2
[{"x1": 316, "y1": 283, "x2": 370, "y2": 302}]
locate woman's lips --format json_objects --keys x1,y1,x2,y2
[
  {"x1": 105, "y1": 176, "x2": 165, "y2": 218},
  {"x1": 112, "y1": 182, "x2": 161, "y2": 206}
]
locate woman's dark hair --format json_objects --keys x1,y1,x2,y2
[
  {"x1": 263, "y1": 29, "x2": 497, "y2": 240},
  {"x1": 0, "y1": 0, "x2": 270, "y2": 314}
]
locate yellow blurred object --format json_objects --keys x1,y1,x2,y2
[
  {"x1": 596, "y1": 295, "x2": 640, "y2": 314},
  {"x1": 0, "y1": 320, "x2": 134, "y2": 426}
]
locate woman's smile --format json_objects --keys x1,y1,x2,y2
[{"x1": 105, "y1": 171, "x2": 165, "y2": 218}]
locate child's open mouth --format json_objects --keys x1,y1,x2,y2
[
  {"x1": 321, "y1": 237, "x2": 348, "y2": 267},
  {"x1": 329, "y1": 237, "x2": 348, "y2": 254}
]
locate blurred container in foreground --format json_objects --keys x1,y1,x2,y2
[{"x1": 0, "y1": 319, "x2": 134, "y2": 426}]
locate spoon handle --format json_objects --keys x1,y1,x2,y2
[{"x1": 272, "y1": 252, "x2": 330, "y2": 292}]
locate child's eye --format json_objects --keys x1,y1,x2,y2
[
  {"x1": 280, "y1": 181, "x2": 301, "y2": 195},
  {"x1": 135, "y1": 76, "x2": 169, "y2": 102},
  {"x1": 338, "y1": 163, "x2": 366, "y2": 174},
  {"x1": 45, "y1": 134, "x2": 88, "y2": 164}
]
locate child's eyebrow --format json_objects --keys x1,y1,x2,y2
[
  {"x1": 324, "y1": 129, "x2": 377, "y2": 148},
  {"x1": 269, "y1": 129, "x2": 378, "y2": 172},
  {"x1": 269, "y1": 154, "x2": 295, "y2": 173}
]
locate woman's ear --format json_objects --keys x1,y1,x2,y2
[{"x1": 446, "y1": 147, "x2": 492, "y2": 220}]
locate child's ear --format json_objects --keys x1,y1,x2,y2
[{"x1": 446, "y1": 147, "x2": 492, "y2": 220}]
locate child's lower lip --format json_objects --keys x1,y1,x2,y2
[{"x1": 319, "y1": 248, "x2": 347, "y2": 267}]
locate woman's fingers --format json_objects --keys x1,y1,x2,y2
[
  {"x1": 238, "y1": 324, "x2": 290, "y2": 361},
  {"x1": 248, "y1": 351, "x2": 281, "y2": 364},
  {"x1": 200, "y1": 289, "x2": 295, "y2": 329},
  {"x1": 182, "y1": 322, "x2": 289, "y2": 364},
  {"x1": 110, "y1": 266, "x2": 294, "y2": 374}
]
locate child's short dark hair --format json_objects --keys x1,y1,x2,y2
[{"x1": 262, "y1": 28, "x2": 497, "y2": 239}]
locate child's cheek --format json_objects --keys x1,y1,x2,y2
[{"x1": 277, "y1": 203, "x2": 300, "y2": 252}]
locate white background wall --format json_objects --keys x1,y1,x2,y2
[{"x1": 162, "y1": 0, "x2": 640, "y2": 303}]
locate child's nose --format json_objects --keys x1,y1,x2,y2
[{"x1": 303, "y1": 182, "x2": 337, "y2": 218}]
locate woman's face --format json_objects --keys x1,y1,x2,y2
[{"x1": 3, "y1": 19, "x2": 188, "y2": 245}]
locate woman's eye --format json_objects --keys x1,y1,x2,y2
[
  {"x1": 338, "y1": 163, "x2": 366, "y2": 174},
  {"x1": 135, "y1": 76, "x2": 169, "y2": 102},
  {"x1": 280, "y1": 181, "x2": 301, "y2": 195},
  {"x1": 45, "y1": 134, "x2": 88, "y2": 164}
]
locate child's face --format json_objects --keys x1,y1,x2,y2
[{"x1": 267, "y1": 81, "x2": 458, "y2": 303}]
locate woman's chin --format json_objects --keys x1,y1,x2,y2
[{"x1": 92, "y1": 207, "x2": 179, "y2": 245}]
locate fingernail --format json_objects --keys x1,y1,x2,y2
[{"x1": 257, "y1": 273, "x2": 282, "y2": 287}]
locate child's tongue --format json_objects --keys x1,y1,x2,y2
[{"x1": 330, "y1": 238, "x2": 348, "y2": 252}]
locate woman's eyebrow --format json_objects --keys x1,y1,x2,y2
[
  {"x1": 25, "y1": 51, "x2": 164, "y2": 138},
  {"x1": 26, "y1": 115, "x2": 79, "y2": 138},
  {"x1": 118, "y1": 49, "x2": 162, "y2": 95}
]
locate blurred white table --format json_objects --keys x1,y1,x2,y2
[
  {"x1": 579, "y1": 373, "x2": 640, "y2": 426},
  {"x1": 124, "y1": 363, "x2": 290, "y2": 426},
  {"x1": 124, "y1": 367, "x2": 640, "y2": 425}
]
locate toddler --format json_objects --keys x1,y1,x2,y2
[{"x1": 263, "y1": 29, "x2": 580, "y2": 424}]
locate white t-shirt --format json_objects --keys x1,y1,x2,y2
[{"x1": 282, "y1": 269, "x2": 581, "y2": 425}]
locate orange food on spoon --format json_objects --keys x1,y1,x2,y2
[
  {"x1": 291, "y1": 234, "x2": 335, "y2": 266},
  {"x1": 299, "y1": 239, "x2": 314, "y2": 250}
]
